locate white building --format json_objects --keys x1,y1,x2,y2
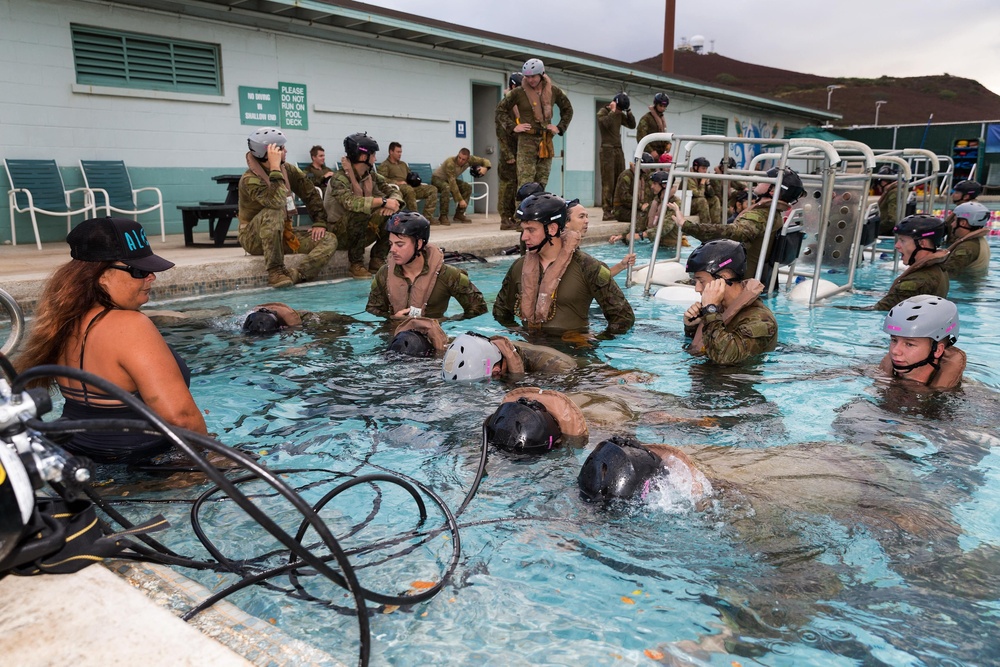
[{"x1": 1, "y1": 0, "x2": 836, "y2": 243}]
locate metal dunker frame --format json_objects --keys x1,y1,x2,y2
[{"x1": 626, "y1": 133, "x2": 795, "y2": 296}]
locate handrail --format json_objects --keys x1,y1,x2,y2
[{"x1": 1, "y1": 289, "x2": 25, "y2": 358}]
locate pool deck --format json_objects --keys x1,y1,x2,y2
[{"x1": 0, "y1": 207, "x2": 629, "y2": 667}]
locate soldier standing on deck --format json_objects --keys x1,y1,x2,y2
[
  {"x1": 497, "y1": 72, "x2": 524, "y2": 231},
  {"x1": 636, "y1": 92, "x2": 671, "y2": 156},
  {"x1": 598, "y1": 92, "x2": 636, "y2": 221},
  {"x1": 496, "y1": 58, "x2": 574, "y2": 191}
]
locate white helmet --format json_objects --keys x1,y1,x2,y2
[
  {"x1": 442, "y1": 333, "x2": 502, "y2": 381},
  {"x1": 521, "y1": 58, "x2": 545, "y2": 76},
  {"x1": 953, "y1": 201, "x2": 991, "y2": 229},
  {"x1": 247, "y1": 127, "x2": 286, "y2": 159},
  {"x1": 883, "y1": 295, "x2": 959, "y2": 344}
]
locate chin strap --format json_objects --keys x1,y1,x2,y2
[
  {"x1": 891, "y1": 344, "x2": 941, "y2": 375},
  {"x1": 404, "y1": 240, "x2": 424, "y2": 265},
  {"x1": 905, "y1": 244, "x2": 933, "y2": 267}
]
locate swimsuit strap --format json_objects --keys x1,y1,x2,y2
[{"x1": 76, "y1": 307, "x2": 115, "y2": 404}]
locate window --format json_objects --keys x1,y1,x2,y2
[
  {"x1": 71, "y1": 25, "x2": 221, "y2": 94},
  {"x1": 701, "y1": 115, "x2": 728, "y2": 135}
]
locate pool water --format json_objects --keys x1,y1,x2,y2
[{"x1": 122, "y1": 240, "x2": 1000, "y2": 665}]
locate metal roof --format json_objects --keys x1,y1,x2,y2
[{"x1": 110, "y1": 0, "x2": 838, "y2": 121}]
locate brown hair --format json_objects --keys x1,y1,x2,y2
[
  {"x1": 310, "y1": 145, "x2": 324, "y2": 158},
  {"x1": 14, "y1": 260, "x2": 114, "y2": 384},
  {"x1": 458, "y1": 148, "x2": 471, "y2": 157},
  {"x1": 388, "y1": 142, "x2": 402, "y2": 152}
]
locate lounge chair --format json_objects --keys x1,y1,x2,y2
[
  {"x1": 80, "y1": 160, "x2": 165, "y2": 242},
  {"x1": 4, "y1": 159, "x2": 95, "y2": 249}
]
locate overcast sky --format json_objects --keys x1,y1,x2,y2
[{"x1": 362, "y1": 0, "x2": 1000, "y2": 97}]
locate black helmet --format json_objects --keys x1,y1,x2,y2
[
  {"x1": 405, "y1": 171, "x2": 423, "y2": 187},
  {"x1": 765, "y1": 166, "x2": 805, "y2": 203},
  {"x1": 640, "y1": 152, "x2": 655, "y2": 165},
  {"x1": 653, "y1": 92, "x2": 670, "y2": 107},
  {"x1": 720, "y1": 157, "x2": 737, "y2": 169},
  {"x1": 243, "y1": 309, "x2": 281, "y2": 335},
  {"x1": 344, "y1": 132, "x2": 379, "y2": 163},
  {"x1": 386, "y1": 211, "x2": 431, "y2": 245},
  {"x1": 876, "y1": 164, "x2": 899, "y2": 176},
  {"x1": 516, "y1": 182, "x2": 546, "y2": 202},
  {"x1": 893, "y1": 214, "x2": 947, "y2": 248},
  {"x1": 508, "y1": 72, "x2": 524, "y2": 89},
  {"x1": 692, "y1": 157, "x2": 710, "y2": 169},
  {"x1": 953, "y1": 180, "x2": 983, "y2": 199},
  {"x1": 515, "y1": 193, "x2": 568, "y2": 230},
  {"x1": 484, "y1": 398, "x2": 562, "y2": 453},
  {"x1": 613, "y1": 92, "x2": 630, "y2": 111},
  {"x1": 686, "y1": 239, "x2": 747, "y2": 280},
  {"x1": 388, "y1": 330, "x2": 434, "y2": 358},
  {"x1": 578, "y1": 436, "x2": 663, "y2": 503},
  {"x1": 470, "y1": 165, "x2": 486, "y2": 178},
  {"x1": 650, "y1": 171, "x2": 671, "y2": 187}
]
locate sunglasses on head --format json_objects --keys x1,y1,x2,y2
[{"x1": 108, "y1": 264, "x2": 154, "y2": 279}]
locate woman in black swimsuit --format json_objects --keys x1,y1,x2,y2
[{"x1": 15, "y1": 217, "x2": 207, "y2": 462}]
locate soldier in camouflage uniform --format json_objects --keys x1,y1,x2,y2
[
  {"x1": 496, "y1": 72, "x2": 524, "y2": 231},
  {"x1": 323, "y1": 132, "x2": 404, "y2": 279},
  {"x1": 598, "y1": 93, "x2": 636, "y2": 220},
  {"x1": 610, "y1": 155, "x2": 655, "y2": 222},
  {"x1": 376, "y1": 142, "x2": 438, "y2": 220},
  {"x1": 238, "y1": 128, "x2": 337, "y2": 289},
  {"x1": 495, "y1": 58, "x2": 573, "y2": 191},
  {"x1": 366, "y1": 211, "x2": 487, "y2": 320},
  {"x1": 707, "y1": 157, "x2": 743, "y2": 223},
  {"x1": 870, "y1": 215, "x2": 950, "y2": 311},
  {"x1": 431, "y1": 148, "x2": 491, "y2": 225},
  {"x1": 304, "y1": 145, "x2": 333, "y2": 192},
  {"x1": 493, "y1": 194, "x2": 634, "y2": 335},
  {"x1": 636, "y1": 92, "x2": 671, "y2": 156},
  {"x1": 684, "y1": 167, "x2": 804, "y2": 282},
  {"x1": 687, "y1": 157, "x2": 713, "y2": 223},
  {"x1": 682, "y1": 239, "x2": 777, "y2": 365},
  {"x1": 942, "y1": 201, "x2": 991, "y2": 277},
  {"x1": 873, "y1": 165, "x2": 903, "y2": 236}
]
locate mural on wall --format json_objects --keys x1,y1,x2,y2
[{"x1": 732, "y1": 116, "x2": 781, "y2": 169}]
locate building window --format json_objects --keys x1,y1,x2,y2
[
  {"x1": 71, "y1": 25, "x2": 221, "y2": 94},
  {"x1": 701, "y1": 115, "x2": 728, "y2": 135}
]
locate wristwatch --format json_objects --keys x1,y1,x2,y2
[{"x1": 700, "y1": 304, "x2": 719, "y2": 317}]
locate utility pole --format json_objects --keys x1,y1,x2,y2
[{"x1": 875, "y1": 100, "x2": 888, "y2": 127}]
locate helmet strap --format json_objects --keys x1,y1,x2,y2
[
  {"x1": 404, "y1": 239, "x2": 425, "y2": 265},
  {"x1": 891, "y1": 344, "x2": 940, "y2": 375}
]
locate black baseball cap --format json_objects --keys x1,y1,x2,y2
[{"x1": 67, "y1": 217, "x2": 174, "y2": 272}]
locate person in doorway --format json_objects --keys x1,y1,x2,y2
[
  {"x1": 597, "y1": 92, "x2": 637, "y2": 220},
  {"x1": 365, "y1": 211, "x2": 487, "y2": 320},
  {"x1": 942, "y1": 201, "x2": 991, "y2": 276},
  {"x1": 377, "y1": 142, "x2": 439, "y2": 222},
  {"x1": 878, "y1": 295, "x2": 965, "y2": 390},
  {"x1": 495, "y1": 57, "x2": 574, "y2": 191},
  {"x1": 497, "y1": 72, "x2": 524, "y2": 231},
  {"x1": 238, "y1": 128, "x2": 337, "y2": 288},
  {"x1": 682, "y1": 239, "x2": 778, "y2": 365},
  {"x1": 493, "y1": 193, "x2": 634, "y2": 335},
  {"x1": 431, "y1": 148, "x2": 491, "y2": 225},
  {"x1": 636, "y1": 92, "x2": 671, "y2": 156},
  {"x1": 323, "y1": 132, "x2": 404, "y2": 279},
  {"x1": 304, "y1": 145, "x2": 333, "y2": 192}
]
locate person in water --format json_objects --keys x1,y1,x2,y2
[{"x1": 878, "y1": 295, "x2": 965, "y2": 390}]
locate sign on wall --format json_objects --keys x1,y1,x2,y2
[{"x1": 238, "y1": 83, "x2": 308, "y2": 130}]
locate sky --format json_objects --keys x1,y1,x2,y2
[{"x1": 360, "y1": 0, "x2": 1000, "y2": 96}]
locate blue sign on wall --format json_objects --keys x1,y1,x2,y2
[{"x1": 456, "y1": 121, "x2": 467, "y2": 138}]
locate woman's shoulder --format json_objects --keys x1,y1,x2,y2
[{"x1": 98, "y1": 309, "x2": 162, "y2": 338}]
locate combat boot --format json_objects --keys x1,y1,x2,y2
[
  {"x1": 267, "y1": 267, "x2": 294, "y2": 289},
  {"x1": 499, "y1": 217, "x2": 519, "y2": 231},
  {"x1": 288, "y1": 267, "x2": 304, "y2": 284},
  {"x1": 454, "y1": 208, "x2": 472, "y2": 224},
  {"x1": 349, "y1": 263, "x2": 371, "y2": 279},
  {"x1": 437, "y1": 214, "x2": 451, "y2": 226},
  {"x1": 368, "y1": 256, "x2": 385, "y2": 273}
]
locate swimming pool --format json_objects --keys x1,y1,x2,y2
[{"x1": 112, "y1": 240, "x2": 1000, "y2": 665}]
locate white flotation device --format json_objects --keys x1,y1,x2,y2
[
  {"x1": 787, "y1": 278, "x2": 842, "y2": 303},
  {"x1": 653, "y1": 284, "x2": 698, "y2": 304},
  {"x1": 631, "y1": 261, "x2": 688, "y2": 287}
]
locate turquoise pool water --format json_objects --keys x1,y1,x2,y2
[{"x1": 128, "y1": 239, "x2": 1000, "y2": 665}]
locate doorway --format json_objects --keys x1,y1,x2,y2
[{"x1": 471, "y1": 83, "x2": 500, "y2": 215}]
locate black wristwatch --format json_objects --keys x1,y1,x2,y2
[{"x1": 700, "y1": 304, "x2": 719, "y2": 317}]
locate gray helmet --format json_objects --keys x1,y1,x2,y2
[
  {"x1": 344, "y1": 132, "x2": 379, "y2": 163},
  {"x1": 883, "y1": 295, "x2": 959, "y2": 344},
  {"x1": 953, "y1": 201, "x2": 991, "y2": 229},
  {"x1": 653, "y1": 92, "x2": 670, "y2": 107},
  {"x1": 686, "y1": 239, "x2": 746, "y2": 280},
  {"x1": 953, "y1": 180, "x2": 982, "y2": 199},
  {"x1": 442, "y1": 333, "x2": 502, "y2": 381},
  {"x1": 247, "y1": 127, "x2": 286, "y2": 159},
  {"x1": 521, "y1": 58, "x2": 545, "y2": 76},
  {"x1": 765, "y1": 166, "x2": 805, "y2": 203},
  {"x1": 613, "y1": 92, "x2": 630, "y2": 111}
]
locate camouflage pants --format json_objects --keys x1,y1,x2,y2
[
  {"x1": 432, "y1": 177, "x2": 471, "y2": 216},
  {"x1": 398, "y1": 182, "x2": 439, "y2": 219},
  {"x1": 708, "y1": 195, "x2": 722, "y2": 224},
  {"x1": 238, "y1": 207, "x2": 337, "y2": 279},
  {"x1": 343, "y1": 211, "x2": 390, "y2": 266},
  {"x1": 690, "y1": 195, "x2": 711, "y2": 223},
  {"x1": 600, "y1": 145, "x2": 625, "y2": 216},
  {"x1": 515, "y1": 134, "x2": 552, "y2": 189},
  {"x1": 498, "y1": 143, "x2": 518, "y2": 220}
]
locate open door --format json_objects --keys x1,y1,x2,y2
[{"x1": 471, "y1": 83, "x2": 500, "y2": 214}]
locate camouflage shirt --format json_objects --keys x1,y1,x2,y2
[
  {"x1": 323, "y1": 166, "x2": 402, "y2": 232},
  {"x1": 304, "y1": 164, "x2": 333, "y2": 189},
  {"x1": 597, "y1": 106, "x2": 636, "y2": 148},
  {"x1": 685, "y1": 297, "x2": 778, "y2": 365},
  {"x1": 942, "y1": 233, "x2": 990, "y2": 276},
  {"x1": 493, "y1": 250, "x2": 635, "y2": 334},
  {"x1": 432, "y1": 155, "x2": 492, "y2": 202},
  {"x1": 238, "y1": 162, "x2": 327, "y2": 226},
  {"x1": 877, "y1": 184, "x2": 900, "y2": 236},
  {"x1": 612, "y1": 168, "x2": 653, "y2": 211},
  {"x1": 684, "y1": 200, "x2": 789, "y2": 280},
  {"x1": 366, "y1": 258, "x2": 487, "y2": 320},
  {"x1": 376, "y1": 159, "x2": 410, "y2": 185},
  {"x1": 496, "y1": 83, "x2": 574, "y2": 136},
  {"x1": 636, "y1": 111, "x2": 668, "y2": 154},
  {"x1": 872, "y1": 257, "x2": 950, "y2": 311}
]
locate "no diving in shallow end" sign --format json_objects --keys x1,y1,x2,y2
[{"x1": 238, "y1": 82, "x2": 309, "y2": 131}]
